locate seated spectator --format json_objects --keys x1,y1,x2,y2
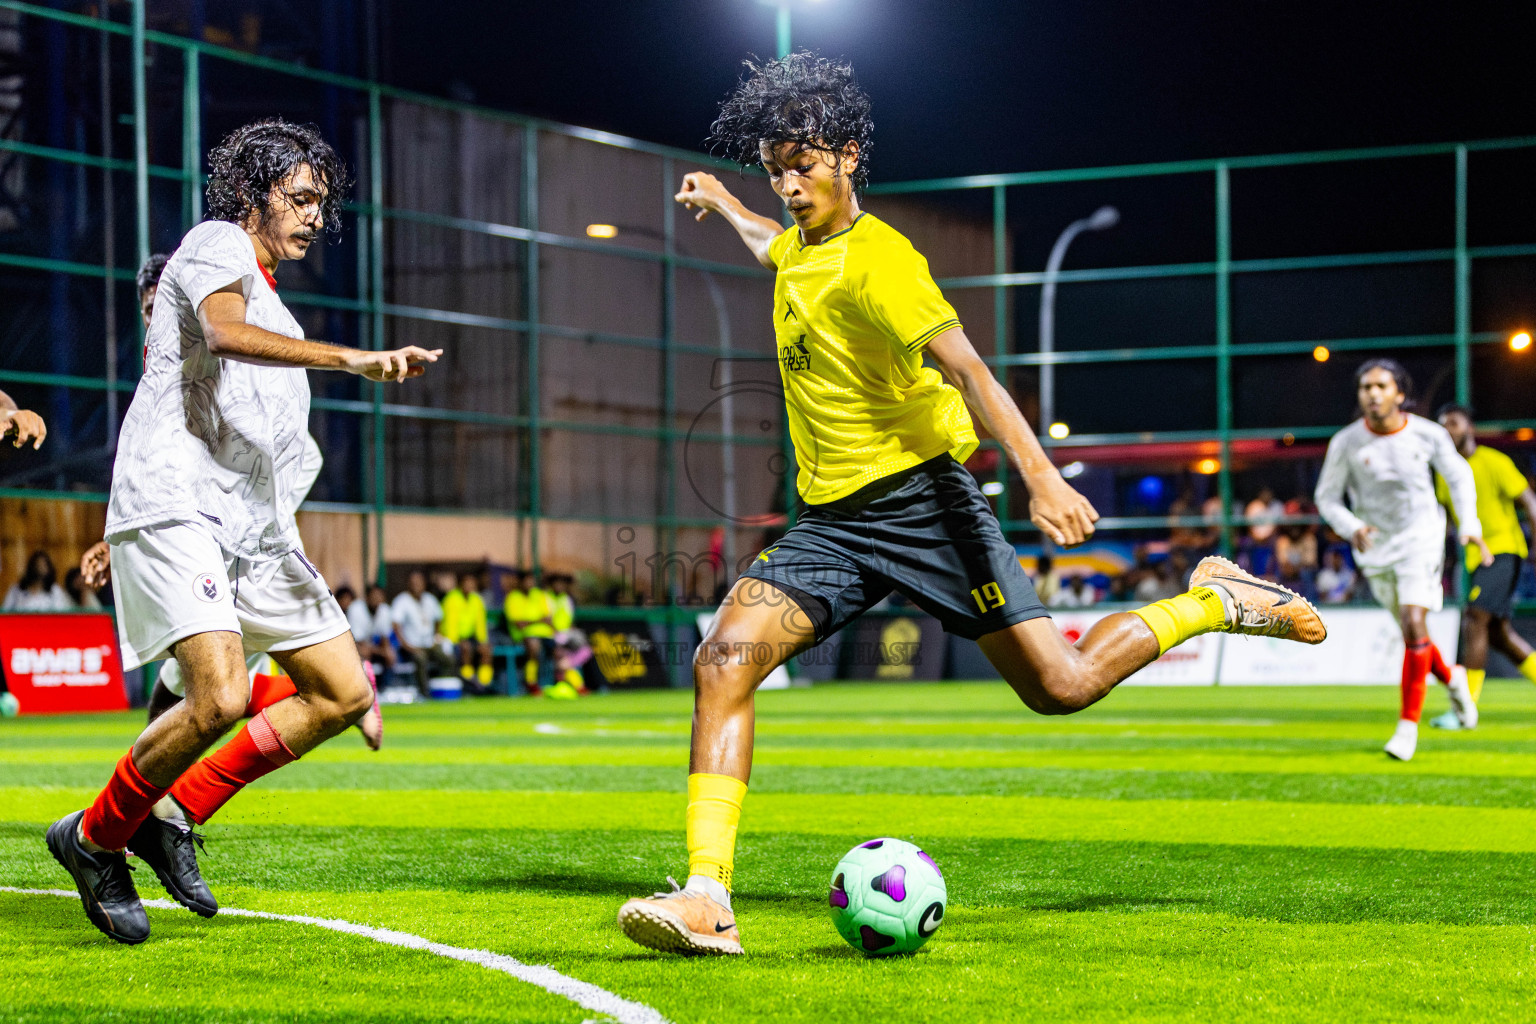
[
  {"x1": 1134, "y1": 560, "x2": 1180, "y2": 602},
  {"x1": 63, "y1": 567, "x2": 102, "y2": 609},
  {"x1": 337, "y1": 586, "x2": 370, "y2": 660},
  {"x1": 546, "y1": 572, "x2": 590, "y2": 698},
  {"x1": 1275, "y1": 522, "x2": 1319, "y2": 585},
  {"x1": 1316, "y1": 548, "x2": 1357, "y2": 604},
  {"x1": 392, "y1": 570, "x2": 452, "y2": 695},
  {"x1": 1246, "y1": 487, "x2": 1284, "y2": 544},
  {"x1": 442, "y1": 571, "x2": 494, "y2": 693},
  {"x1": 1168, "y1": 486, "x2": 1215, "y2": 555},
  {"x1": 1048, "y1": 574, "x2": 1098, "y2": 609},
  {"x1": 504, "y1": 569, "x2": 555, "y2": 695},
  {"x1": 358, "y1": 584, "x2": 397, "y2": 676},
  {"x1": 3, "y1": 551, "x2": 70, "y2": 611},
  {"x1": 1032, "y1": 554, "x2": 1061, "y2": 605}
]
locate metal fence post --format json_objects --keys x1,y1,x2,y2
[
  {"x1": 661, "y1": 157, "x2": 678, "y2": 587},
  {"x1": 992, "y1": 184, "x2": 1010, "y2": 524},
  {"x1": 1454, "y1": 144, "x2": 1471, "y2": 407},
  {"x1": 131, "y1": 0, "x2": 149, "y2": 320},
  {"x1": 181, "y1": 48, "x2": 201, "y2": 226},
  {"x1": 368, "y1": 88, "x2": 386, "y2": 585},
  {"x1": 1215, "y1": 162, "x2": 1234, "y2": 555},
  {"x1": 523, "y1": 123, "x2": 542, "y2": 572}
]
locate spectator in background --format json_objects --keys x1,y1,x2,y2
[
  {"x1": 1246, "y1": 487, "x2": 1284, "y2": 543},
  {"x1": 504, "y1": 569, "x2": 554, "y2": 696},
  {"x1": 546, "y1": 573, "x2": 589, "y2": 699},
  {"x1": 442, "y1": 571, "x2": 494, "y2": 693},
  {"x1": 1316, "y1": 548, "x2": 1357, "y2": 604},
  {"x1": 1275, "y1": 520, "x2": 1319, "y2": 585},
  {"x1": 136, "y1": 252, "x2": 169, "y2": 329},
  {"x1": 1048, "y1": 573, "x2": 1098, "y2": 609},
  {"x1": 3, "y1": 551, "x2": 70, "y2": 610},
  {"x1": 1134, "y1": 559, "x2": 1181, "y2": 602},
  {"x1": 1168, "y1": 486, "x2": 1214, "y2": 556},
  {"x1": 0, "y1": 387, "x2": 46, "y2": 450},
  {"x1": 337, "y1": 585, "x2": 368, "y2": 655},
  {"x1": 359, "y1": 584, "x2": 397, "y2": 676},
  {"x1": 63, "y1": 567, "x2": 103, "y2": 609},
  {"x1": 392, "y1": 569, "x2": 450, "y2": 695},
  {"x1": 1032, "y1": 554, "x2": 1061, "y2": 606}
]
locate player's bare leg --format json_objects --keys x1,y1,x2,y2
[{"x1": 618, "y1": 579, "x2": 814, "y2": 955}]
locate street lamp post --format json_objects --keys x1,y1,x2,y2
[{"x1": 1039, "y1": 205, "x2": 1119, "y2": 437}]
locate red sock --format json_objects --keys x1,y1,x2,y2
[
  {"x1": 82, "y1": 750, "x2": 169, "y2": 851},
  {"x1": 1401, "y1": 639, "x2": 1431, "y2": 723},
  {"x1": 243, "y1": 673, "x2": 298, "y2": 718},
  {"x1": 167, "y1": 710, "x2": 297, "y2": 824},
  {"x1": 1427, "y1": 643, "x2": 1453, "y2": 684}
]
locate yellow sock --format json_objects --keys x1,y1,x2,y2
[
  {"x1": 477, "y1": 663, "x2": 493, "y2": 685},
  {"x1": 1131, "y1": 587, "x2": 1229, "y2": 655},
  {"x1": 686, "y1": 772, "x2": 747, "y2": 891},
  {"x1": 1467, "y1": 668, "x2": 1486, "y2": 703},
  {"x1": 1520, "y1": 653, "x2": 1536, "y2": 686},
  {"x1": 524, "y1": 659, "x2": 538, "y2": 685},
  {"x1": 563, "y1": 668, "x2": 583, "y2": 689},
  {"x1": 459, "y1": 664, "x2": 473, "y2": 680}
]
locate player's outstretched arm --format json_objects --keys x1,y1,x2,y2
[
  {"x1": 926, "y1": 327, "x2": 1099, "y2": 547},
  {"x1": 674, "y1": 172, "x2": 781, "y2": 269},
  {"x1": 199, "y1": 286, "x2": 441, "y2": 381},
  {"x1": 0, "y1": 388, "x2": 46, "y2": 449}
]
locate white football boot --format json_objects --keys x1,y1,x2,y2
[
  {"x1": 1384, "y1": 718, "x2": 1419, "y2": 761},
  {"x1": 1446, "y1": 664, "x2": 1478, "y2": 729}
]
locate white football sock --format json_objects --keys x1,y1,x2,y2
[{"x1": 685, "y1": 874, "x2": 732, "y2": 910}]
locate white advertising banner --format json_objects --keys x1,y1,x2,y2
[
  {"x1": 1218, "y1": 607, "x2": 1461, "y2": 686},
  {"x1": 1050, "y1": 610, "x2": 1223, "y2": 686},
  {"x1": 1048, "y1": 606, "x2": 1460, "y2": 686}
]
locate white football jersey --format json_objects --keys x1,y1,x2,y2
[
  {"x1": 106, "y1": 220, "x2": 312, "y2": 561},
  {"x1": 1314, "y1": 413, "x2": 1481, "y2": 570}
]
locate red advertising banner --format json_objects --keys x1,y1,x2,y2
[{"x1": 0, "y1": 613, "x2": 128, "y2": 714}]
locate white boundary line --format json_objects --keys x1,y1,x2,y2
[{"x1": 2, "y1": 886, "x2": 672, "y2": 1024}]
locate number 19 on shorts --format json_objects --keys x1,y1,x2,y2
[{"x1": 970, "y1": 581, "x2": 1005, "y2": 613}]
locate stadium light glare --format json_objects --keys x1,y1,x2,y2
[
  {"x1": 1060, "y1": 461, "x2": 1086, "y2": 479},
  {"x1": 1048, "y1": 422, "x2": 1071, "y2": 440},
  {"x1": 1517, "y1": 428, "x2": 1536, "y2": 441},
  {"x1": 1512, "y1": 331, "x2": 1532, "y2": 352},
  {"x1": 1312, "y1": 345, "x2": 1330, "y2": 362},
  {"x1": 585, "y1": 224, "x2": 619, "y2": 239},
  {"x1": 980, "y1": 481, "x2": 1004, "y2": 496},
  {"x1": 1195, "y1": 457, "x2": 1221, "y2": 475}
]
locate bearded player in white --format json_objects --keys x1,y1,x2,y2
[
  {"x1": 1315, "y1": 359, "x2": 1490, "y2": 761},
  {"x1": 46, "y1": 118, "x2": 440, "y2": 945}
]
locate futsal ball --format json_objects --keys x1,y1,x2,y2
[
  {"x1": 828, "y1": 838, "x2": 946, "y2": 956},
  {"x1": 0, "y1": 691, "x2": 18, "y2": 717}
]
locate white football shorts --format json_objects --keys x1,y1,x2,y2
[
  {"x1": 109, "y1": 519, "x2": 348, "y2": 671},
  {"x1": 1361, "y1": 550, "x2": 1445, "y2": 620}
]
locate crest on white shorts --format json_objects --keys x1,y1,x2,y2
[{"x1": 192, "y1": 572, "x2": 223, "y2": 603}]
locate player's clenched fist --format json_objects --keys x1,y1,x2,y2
[
  {"x1": 1028, "y1": 476, "x2": 1100, "y2": 548},
  {"x1": 675, "y1": 172, "x2": 733, "y2": 221},
  {"x1": 2, "y1": 407, "x2": 46, "y2": 449},
  {"x1": 345, "y1": 346, "x2": 443, "y2": 382},
  {"x1": 80, "y1": 541, "x2": 112, "y2": 589}
]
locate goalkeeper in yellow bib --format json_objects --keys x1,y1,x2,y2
[{"x1": 617, "y1": 53, "x2": 1327, "y2": 956}]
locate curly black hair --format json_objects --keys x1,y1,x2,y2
[
  {"x1": 1354, "y1": 357, "x2": 1415, "y2": 405},
  {"x1": 709, "y1": 51, "x2": 874, "y2": 191},
  {"x1": 204, "y1": 118, "x2": 351, "y2": 236},
  {"x1": 135, "y1": 253, "x2": 169, "y2": 298}
]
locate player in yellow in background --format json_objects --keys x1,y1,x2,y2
[
  {"x1": 441, "y1": 570, "x2": 493, "y2": 692},
  {"x1": 504, "y1": 569, "x2": 560, "y2": 697},
  {"x1": 616, "y1": 51, "x2": 1328, "y2": 958},
  {"x1": 1432, "y1": 404, "x2": 1536, "y2": 726}
]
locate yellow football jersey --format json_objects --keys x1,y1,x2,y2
[
  {"x1": 1435, "y1": 444, "x2": 1532, "y2": 570},
  {"x1": 767, "y1": 213, "x2": 978, "y2": 504}
]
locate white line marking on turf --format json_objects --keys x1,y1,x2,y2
[{"x1": 3, "y1": 887, "x2": 671, "y2": 1024}]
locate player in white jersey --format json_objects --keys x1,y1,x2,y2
[
  {"x1": 46, "y1": 119, "x2": 440, "y2": 945},
  {"x1": 1315, "y1": 359, "x2": 1491, "y2": 761}
]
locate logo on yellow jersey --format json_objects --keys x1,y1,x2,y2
[{"x1": 781, "y1": 334, "x2": 812, "y2": 373}]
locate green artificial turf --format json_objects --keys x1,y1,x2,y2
[{"x1": 3, "y1": 680, "x2": 1535, "y2": 1022}]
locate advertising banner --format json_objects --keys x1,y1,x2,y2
[
  {"x1": 1219, "y1": 607, "x2": 1460, "y2": 686},
  {"x1": 843, "y1": 614, "x2": 947, "y2": 682},
  {"x1": 579, "y1": 617, "x2": 673, "y2": 690},
  {"x1": 1050, "y1": 609, "x2": 1223, "y2": 685},
  {"x1": 0, "y1": 613, "x2": 129, "y2": 714}
]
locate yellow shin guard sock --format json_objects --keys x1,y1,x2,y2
[
  {"x1": 563, "y1": 668, "x2": 583, "y2": 689},
  {"x1": 686, "y1": 772, "x2": 748, "y2": 892},
  {"x1": 1467, "y1": 668, "x2": 1487, "y2": 703},
  {"x1": 477, "y1": 663, "x2": 493, "y2": 686},
  {"x1": 1520, "y1": 653, "x2": 1536, "y2": 686},
  {"x1": 1131, "y1": 587, "x2": 1230, "y2": 655},
  {"x1": 459, "y1": 663, "x2": 473, "y2": 680},
  {"x1": 524, "y1": 659, "x2": 538, "y2": 685}
]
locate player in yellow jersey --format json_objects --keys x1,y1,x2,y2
[
  {"x1": 617, "y1": 52, "x2": 1326, "y2": 956},
  {"x1": 1431, "y1": 404, "x2": 1536, "y2": 728}
]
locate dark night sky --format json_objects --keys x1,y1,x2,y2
[{"x1": 384, "y1": 0, "x2": 1536, "y2": 181}]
